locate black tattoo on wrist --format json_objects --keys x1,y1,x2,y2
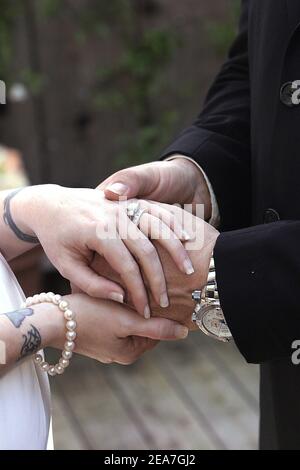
[
  {"x1": 18, "y1": 324, "x2": 41, "y2": 361},
  {"x1": 1, "y1": 308, "x2": 34, "y2": 328},
  {"x1": 3, "y1": 189, "x2": 39, "y2": 244}
]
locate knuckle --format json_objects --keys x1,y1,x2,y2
[
  {"x1": 123, "y1": 262, "x2": 139, "y2": 277},
  {"x1": 85, "y1": 281, "x2": 99, "y2": 297},
  {"x1": 101, "y1": 357, "x2": 114, "y2": 364},
  {"x1": 155, "y1": 323, "x2": 167, "y2": 339},
  {"x1": 125, "y1": 351, "x2": 139, "y2": 364},
  {"x1": 139, "y1": 242, "x2": 156, "y2": 258}
]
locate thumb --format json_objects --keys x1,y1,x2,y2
[
  {"x1": 131, "y1": 317, "x2": 189, "y2": 341},
  {"x1": 98, "y1": 165, "x2": 157, "y2": 201}
]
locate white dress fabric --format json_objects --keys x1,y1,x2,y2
[{"x1": 0, "y1": 253, "x2": 52, "y2": 450}]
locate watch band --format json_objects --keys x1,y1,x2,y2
[
  {"x1": 192, "y1": 252, "x2": 218, "y2": 304},
  {"x1": 191, "y1": 253, "x2": 232, "y2": 342}
]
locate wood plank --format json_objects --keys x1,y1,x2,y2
[
  {"x1": 51, "y1": 382, "x2": 88, "y2": 450},
  {"x1": 51, "y1": 333, "x2": 259, "y2": 450},
  {"x1": 191, "y1": 334, "x2": 259, "y2": 410},
  {"x1": 103, "y1": 354, "x2": 217, "y2": 450},
  {"x1": 51, "y1": 355, "x2": 146, "y2": 450},
  {"x1": 154, "y1": 337, "x2": 259, "y2": 450}
]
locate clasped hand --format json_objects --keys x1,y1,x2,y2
[{"x1": 12, "y1": 182, "x2": 218, "y2": 365}]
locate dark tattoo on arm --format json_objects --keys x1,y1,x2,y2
[
  {"x1": 18, "y1": 324, "x2": 41, "y2": 361},
  {"x1": 3, "y1": 189, "x2": 39, "y2": 244},
  {"x1": 1, "y1": 308, "x2": 34, "y2": 328}
]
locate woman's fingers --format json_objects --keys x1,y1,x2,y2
[
  {"x1": 138, "y1": 213, "x2": 195, "y2": 276},
  {"x1": 61, "y1": 259, "x2": 125, "y2": 302},
  {"x1": 89, "y1": 230, "x2": 151, "y2": 318},
  {"x1": 140, "y1": 201, "x2": 190, "y2": 241},
  {"x1": 127, "y1": 315, "x2": 189, "y2": 341},
  {"x1": 122, "y1": 216, "x2": 169, "y2": 308}
]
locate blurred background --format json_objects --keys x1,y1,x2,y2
[{"x1": 0, "y1": 0, "x2": 259, "y2": 450}]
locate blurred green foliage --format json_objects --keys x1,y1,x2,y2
[
  {"x1": 73, "y1": 0, "x2": 180, "y2": 167},
  {"x1": 0, "y1": 0, "x2": 21, "y2": 82},
  {"x1": 0, "y1": 0, "x2": 240, "y2": 168},
  {"x1": 205, "y1": 0, "x2": 241, "y2": 56}
]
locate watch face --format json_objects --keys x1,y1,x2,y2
[{"x1": 196, "y1": 304, "x2": 232, "y2": 342}]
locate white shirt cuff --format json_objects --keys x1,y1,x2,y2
[{"x1": 165, "y1": 155, "x2": 220, "y2": 228}]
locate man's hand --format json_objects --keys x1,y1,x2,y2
[
  {"x1": 98, "y1": 157, "x2": 212, "y2": 220},
  {"x1": 89, "y1": 204, "x2": 220, "y2": 329}
]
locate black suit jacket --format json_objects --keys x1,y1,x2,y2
[{"x1": 161, "y1": 0, "x2": 300, "y2": 449}]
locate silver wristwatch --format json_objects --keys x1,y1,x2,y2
[{"x1": 192, "y1": 254, "x2": 232, "y2": 342}]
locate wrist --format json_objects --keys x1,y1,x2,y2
[
  {"x1": 31, "y1": 300, "x2": 66, "y2": 350},
  {"x1": 11, "y1": 184, "x2": 59, "y2": 238},
  {"x1": 177, "y1": 237, "x2": 219, "y2": 327},
  {"x1": 169, "y1": 156, "x2": 212, "y2": 219}
]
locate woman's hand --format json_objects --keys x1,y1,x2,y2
[
  {"x1": 0, "y1": 293, "x2": 188, "y2": 373},
  {"x1": 51, "y1": 293, "x2": 189, "y2": 365},
  {"x1": 89, "y1": 202, "x2": 220, "y2": 329},
  {"x1": 6, "y1": 185, "x2": 193, "y2": 317}
]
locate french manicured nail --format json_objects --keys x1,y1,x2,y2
[
  {"x1": 183, "y1": 259, "x2": 195, "y2": 275},
  {"x1": 107, "y1": 182, "x2": 128, "y2": 196},
  {"x1": 109, "y1": 292, "x2": 124, "y2": 304},
  {"x1": 160, "y1": 292, "x2": 169, "y2": 308},
  {"x1": 144, "y1": 305, "x2": 151, "y2": 319},
  {"x1": 182, "y1": 230, "x2": 191, "y2": 241},
  {"x1": 175, "y1": 325, "x2": 189, "y2": 339}
]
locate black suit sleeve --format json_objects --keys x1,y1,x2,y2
[
  {"x1": 215, "y1": 221, "x2": 300, "y2": 364},
  {"x1": 161, "y1": 0, "x2": 251, "y2": 231}
]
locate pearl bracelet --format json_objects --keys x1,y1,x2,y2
[{"x1": 23, "y1": 292, "x2": 77, "y2": 377}]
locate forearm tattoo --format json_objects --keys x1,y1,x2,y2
[
  {"x1": 3, "y1": 188, "x2": 39, "y2": 244},
  {"x1": 1, "y1": 308, "x2": 34, "y2": 328},
  {"x1": 0, "y1": 308, "x2": 41, "y2": 362},
  {"x1": 19, "y1": 324, "x2": 41, "y2": 361}
]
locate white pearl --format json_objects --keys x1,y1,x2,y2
[
  {"x1": 66, "y1": 320, "x2": 77, "y2": 331},
  {"x1": 62, "y1": 350, "x2": 73, "y2": 360},
  {"x1": 64, "y1": 341, "x2": 75, "y2": 352},
  {"x1": 55, "y1": 364, "x2": 64, "y2": 375},
  {"x1": 20, "y1": 302, "x2": 26, "y2": 308},
  {"x1": 33, "y1": 294, "x2": 40, "y2": 304},
  {"x1": 39, "y1": 293, "x2": 47, "y2": 303},
  {"x1": 41, "y1": 362, "x2": 50, "y2": 372},
  {"x1": 66, "y1": 331, "x2": 76, "y2": 341},
  {"x1": 48, "y1": 366, "x2": 57, "y2": 376},
  {"x1": 26, "y1": 297, "x2": 33, "y2": 306},
  {"x1": 34, "y1": 354, "x2": 43, "y2": 364},
  {"x1": 53, "y1": 294, "x2": 61, "y2": 305},
  {"x1": 59, "y1": 358, "x2": 69, "y2": 368},
  {"x1": 59, "y1": 300, "x2": 68, "y2": 311},
  {"x1": 46, "y1": 292, "x2": 55, "y2": 301},
  {"x1": 64, "y1": 309, "x2": 74, "y2": 321}
]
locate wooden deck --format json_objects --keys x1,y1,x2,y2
[{"x1": 50, "y1": 333, "x2": 259, "y2": 450}]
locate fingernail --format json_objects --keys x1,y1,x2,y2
[
  {"x1": 182, "y1": 230, "x2": 191, "y2": 241},
  {"x1": 183, "y1": 259, "x2": 195, "y2": 275},
  {"x1": 144, "y1": 305, "x2": 151, "y2": 319},
  {"x1": 109, "y1": 292, "x2": 124, "y2": 304},
  {"x1": 107, "y1": 182, "x2": 128, "y2": 196},
  {"x1": 160, "y1": 292, "x2": 169, "y2": 308},
  {"x1": 175, "y1": 325, "x2": 189, "y2": 339}
]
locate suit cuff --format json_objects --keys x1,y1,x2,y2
[{"x1": 214, "y1": 222, "x2": 297, "y2": 364}]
